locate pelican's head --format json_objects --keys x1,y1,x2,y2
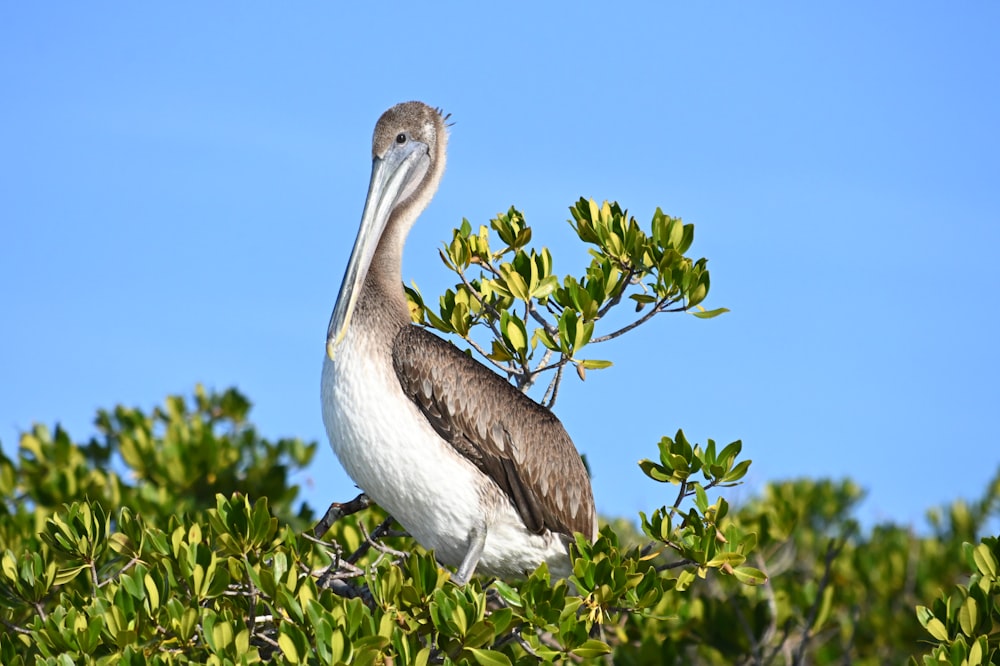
[{"x1": 326, "y1": 102, "x2": 449, "y2": 359}]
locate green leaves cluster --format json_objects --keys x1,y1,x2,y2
[
  {"x1": 4, "y1": 385, "x2": 314, "y2": 534},
  {"x1": 0, "y1": 396, "x2": 762, "y2": 664},
  {"x1": 639, "y1": 431, "x2": 764, "y2": 590},
  {"x1": 2, "y1": 389, "x2": 998, "y2": 664},
  {"x1": 0, "y1": 387, "x2": 315, "y2": 665},
  {"x1": 914, "y1": 537, "x2": 1000, "y2": 666},
  {"x1": 406, "y1": 199, "x2": 726, "y2": 402}
]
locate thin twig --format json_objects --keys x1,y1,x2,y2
[
  {"x1": 0, "y1": 616, "x2": 30, "y2": 635},
  {"x1": 672, "y1": 480, "x2": 689, "y2": 512},
  {"x1": 100, "y1": 556, "x2": 141, "y2": 587},
  {"x1": 255, "y1": 631, "x2": 280, "y2": 649},
  {"x1": 89, "y1": 559, "x2": 100, "y2": 591},
  {"x1": 527, "y1": 303, "x2": 559, "y2": 339},
  {"x1": 244, "y1": 554, "x2": 259, "y2": 637},
  {"x1": 465, "y1": 333, "x2": 523, "y2": 377},
  {"x1": 347, "y1": 516, "x2": 400, "y2": 565},
  {"x1": 655, "y1": 558, "x2": 695, "y2": 572},
  {"x1": 590, "y1": 297, "x2": 682, "y2": 344},
  {"x1": 544, "y1": 362, "x2": 565, "y2": 409}
]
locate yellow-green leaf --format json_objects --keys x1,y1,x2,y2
[
  {"x1": 572, "y1": 639, "x2": 612, "y2": 658},
  {"x1": 731, "y1": 566, "x2": 767, "y2": 585},
  {"x1": 467, "y1": 648, "x2": 511, "y2": 666},
  {"x1": 278, "y1": 633, "x2": 300, "y2": 663},
  {"x1": 924, "y1": 617, "x2": 948, "y2": 641}
]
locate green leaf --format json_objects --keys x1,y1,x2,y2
[
  {"x1": 572, "y1": 639, "x2": 612, "y2": 658},
  {"x1": 533, "y1": 327, "x2": 560, "y2": 352},
  {"x1": 504, "y1": 314, "x2": 527, "y2": 355},
  {"x1": 492, "y1": 580, "x2": 522, "y2": 607},
  {"x1": 53, "y1": 564, "x2": 88, "y2": 586},
  {"x1": 723, "y1": 460, "x2": 752, "y2": 484},
  {"x1": 467, "y1": 648, "x2": 512, "y2": 666},
  {"x1": 972, "y1": 542, "x2": 997, "y2": 578},
  {"x1": 692, "y1": 307, "x2": 729, "y2": 319},
  {"x1": 958, "y1": 595, "x2": 977, "y2": 636},
  {"x1": 211, "y1": 618, "x2": 234, "y2": 652},
  {"x1": 813, "y1": 585, "x2": 834, "y2": 632},
  {"x1": 533, "y1": 274, "x2": 559, "y2": 299},
  {"x1": 638, "y1": 459, "x2": 671, "y2": 483},
  {"x1": 924, "y1": 617, "x2": 949, "y2": 642},
  {"x1": 278, "y1": 632, "x2": 300, "y2": 663},
  {"x1": 501, "y1": 265, "x2": 530, "y2": 301},
  {"x1": 731, "y1": 566, "x2": 767, "y2": 585}
]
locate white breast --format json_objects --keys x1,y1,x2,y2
[{"x1": 320, "y1": 329, "x2": 572, "y2": 579}]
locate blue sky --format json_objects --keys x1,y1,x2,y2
[{"x1": 2, "y1": 3, "x2": 998, "y2": 529}]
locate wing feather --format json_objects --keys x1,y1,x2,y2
[{"x1": 392, "y1": 325, "x2": 596, "y2": 539}]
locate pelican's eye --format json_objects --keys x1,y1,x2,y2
[{"x1": 395, "y1": 133, "x2": 407, "y2": 144}]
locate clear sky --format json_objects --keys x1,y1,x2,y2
[{"x1": 2, "y1": 3, "x2": 998, "y2": 529}]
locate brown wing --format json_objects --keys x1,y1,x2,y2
[{"x1": 392, "y1": 325, "x2": 596, "y2": 540}]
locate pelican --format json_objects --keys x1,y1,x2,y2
[{"x1": 321, "y1": 101, "x2": 596, "y2": 583}]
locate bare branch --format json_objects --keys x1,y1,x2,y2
[
  {"x1": 527, "y1": 301, "x2": 559, "y2": 339},
  {"x1": 312, "y1": 493, "x2": 372, "y2": 539},
  {"x1": 0, "y1": 616, "x2": 30, "y2": 635},
  {"x1": 544, "y1": 361, "x2": 566, "y2": 409},
  {"x1": 590, "y1": 297, "x2": 684, "y2": 344},
  {"x1": 101, "y1": 556, "x2": 141, "y2": 587},
  {"x1": 655, "y1": 558, "x2": 695, "y2": 571},
  {"x1": 348, "y1": 516, "x2": 406, "y2": 564},
  {"x1": 672, "y1": 480, "x2": 689, "y2": 513},
  {"x1": 244, "y1": 553, "x2": 259, "y2": 637},
  {"x1": 89, "y1": 559, "x2": 99, "y2": 591}
]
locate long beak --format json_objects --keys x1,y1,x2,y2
[{"x1": 326, "y1": 141, "x2": 428, "y2": 360}]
